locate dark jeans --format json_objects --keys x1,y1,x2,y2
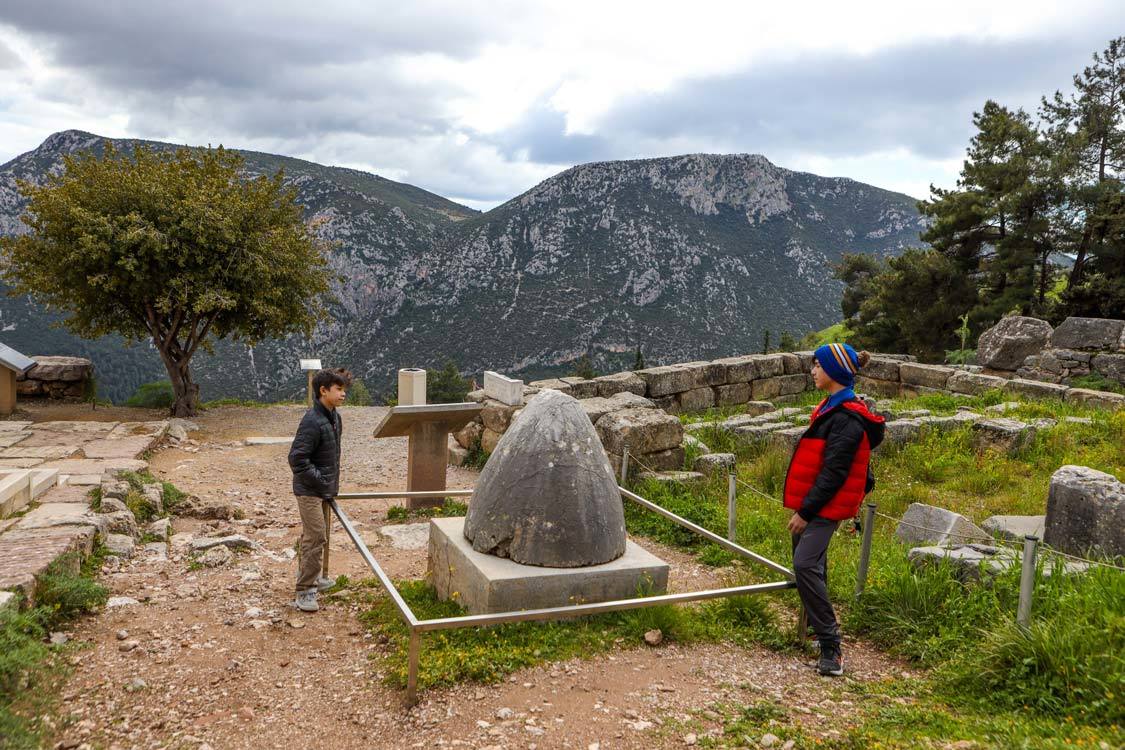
[{"x1": 792, "y1": 517, "x2": 841, "y2": 647}]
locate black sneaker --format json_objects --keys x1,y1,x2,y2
[{"x1": 817, "y1": 643, "x2": 844, "y2": 676}]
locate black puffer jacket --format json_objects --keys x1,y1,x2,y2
[{"x1": 288, "y1": 400, "x2": 342, "y2": 499}]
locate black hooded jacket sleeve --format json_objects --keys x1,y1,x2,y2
[{"x1": 798, "y1": 413, "x2": 866, "y2": 522}]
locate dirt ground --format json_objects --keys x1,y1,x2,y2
[{"x1": 32, "y1": 404, "x2": 907, "y2": 750}]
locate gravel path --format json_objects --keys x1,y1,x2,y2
[{"x1": 40, "y1": 405, "x2": 906, "y2": 750}]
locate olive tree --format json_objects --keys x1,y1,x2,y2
[{"x1": 1, "y1": 142, "x2": 331, "y2": 416}]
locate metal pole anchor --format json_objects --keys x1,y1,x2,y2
[
  {"x1": 854, "y1": 503, "x2": 877, "y2": 599},
  {"x1": 1017, "y1": 535, "x2": 1039, "y2": 628}
]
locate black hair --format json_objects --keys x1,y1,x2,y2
[{"x1": 313, "y1": 367, "x2": 353, "y2": 397}]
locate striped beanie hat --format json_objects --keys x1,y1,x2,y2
[{"x1": 814, "y1": 343, "x2": 862, "y2": 388}]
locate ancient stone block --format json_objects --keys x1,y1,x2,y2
[
  {"x1": 971, "y1": 418, "x2": 1036, "y2": 454},
  {"x1": 104, "y1": 533, "x2": 135, "y2": 559},
  {"x1": 678, "y1": 387, "x2": 715, "y2": 413},
  {"x1": 560, "y1": 377, "x2": 598, "y2": 399},
  {"x1": 982, "y1": 515, "x2": 1045, "y2": 542},
  {"x1": 595, "y1": 407, "x2": 683, "y2": 455},
  {"x1": 637, "y1": 471, "x2": 705, "y2": 485},
  {"x1": 1002, "y1": 378, "x2": 1069, "y2": 401},
  {"x1": 447, "y1": 441, "x2": 469, "y2": 467},
  {"x1": 855, "y1": 376, "x2": 900, "y2": 398},
  {"x1": 1092, "y1": 353, "x2": 1125, "y2": 384},
  {"x1": 593, "y1": 371, "x2": 647, "y2": 397},
  {"x1": 731, "y1": 422, "x2": 790, "y2": 445},
  {"x1": 635, "y1": 446, "x2": 686, "y2": 472},
  {"x1": 715, "y1": 382, "x2": 751, "y2": 406},
  {"x1": 0, "y1": 471, "x2": 31, "y2": 518},
  {"x1": 653, "y1": 395, "x2": 680, "y2": 414},
  {"x1": 1064, "y1": 388, "x2": 1125, "y2": 410},
  {"x1": 750, "y1": 377, "x2": 782, "y2": 400},
  {"x1": 693, "y1": 452, "x2": 735, "y2": 477},
  {"x1": 908, "y1": 544, "x2": 1018, "y2": 581},
  {"x1": 606, "y1": 392, "x2": 655, "y2": 410},
  {"x1": 636, "y1": 365, "x2": 699, "y2": 397},
  {"x1": 679, "y1": 361, "x2": 727, "y2": 387},
  {"x1": 712, "y1": 355, "x2": 757, "y2": 383},
  {"x1": 769, "y1": 426, "x2": 806, "y2": 454},
  {"x1": 780, "y1": 353, "x2": 802, "y2": 374},
  {"x1": 753, "y1": 354, "x2": 786, "y2": 378},
  {"x1": 879, "y1": 419, "x2": 921, "y2": 449},
  {"x1": 947, "y1": 371, "x2": 1008, "y2": 396},
  {"x1": 22, "y1": 356, "x2": 93, "y2": 382},
  {"x1": 1045, "y1": 465, "x2": 1124, "y2": 558},
  {"x1": 465, "y1": 390, "x2": 625, "y2": 567},
  {"x1": 744, "y1": 401, "x2": 776, "y2": 416},
  {"x1": 862, "y1": 357, "x2": 902, "y2": 382},
  {"x1": 900, "y1": 363, "x2": 954, "y2": 389},
  {"x1": 794, "y1": 351, "x2": 817, "y2": 371},
  {"x1": 190, "y1": 534, "x2": 253, "y2": 552},
  {"x1": 1050, "y1": 317, "x2": 1125, "y2": 351},
  {"x1": 776, "y1": 374, "x2": 809, "y2": 396},
  {"x1": 895, "y1": 503, "x2": 990, "y2": 546},
  {"x1": 0, "y1": 526, "x2": 97, "y2": 602},
  {"x1": 976, "y1": 316, "x2": 1053, "y2": 370},
  {"x1": 578, "y1": 397, "x2": 621, "y2": 425},
  {"x1": 528, "y1": 379, "x2": 573, "y2": 396}
]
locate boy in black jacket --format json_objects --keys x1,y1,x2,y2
[{"x1": 288, "y1": 367, "x2": 351, "y2": 612}]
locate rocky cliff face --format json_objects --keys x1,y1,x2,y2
[{"x1": 0, "y1": 132, "x2": 925, "y2": 402}]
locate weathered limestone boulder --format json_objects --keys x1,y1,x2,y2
[
  {"x1": 578, "y1": 397, "x2": 622, "y2": 425},
  {"x1": 190, "y1": 534, "x2": 253, "y2": 552},
  {"x1": 976, "y1": 316, "x2": 1053, "y2": 370},
  {"x1": 982, "y1": 514, "x2": 1046, "y2": 542},
  {"x1": 528, "y1": 378, "x2": 573, "y2": 397},
  {"x1": 481, "y1": 428, "x2": 502, "y2": 454},
  {"x1": 769, "y1": 426, "x2": 806, "y2": 454},
  {"x1": 908, "y1": 544, "x2": 1018, "y2": 581},
  {"x1": 637, "y1": 470, "x2": 704, "y2": 485},
  {"x1": 99, "y1": 510, "x2": 139, "y2": 538},
  {"x1": 1092, "y1": 353, "x2": 1125, "y2": 384},
  {"x1": 971, "y1": 418, "x2": 1036, "y2": 454},
  {"x1": 636, "y1": 365, "x2": 699, "y2": 397},
  {"x1": 1050, "y1": 317, "x2": 1125, "y2": 351},
  {"x1": 750, "y1": 378, "x2": 782, "y2": 400},
  {"x1": 744, "y1": 401, "x2": 777, "y2": 416},
  {"x1": 605, "y1": 391, "x2": 655, "y2": 410},
  {"x1": 595, "y1": 407, "x2": 683, "y2": 456},
  {"x1": 480, "y1": 399, "x2": 517, "y2": 433},
  {"x1": 15, "y1": 356, "x2": 93, "y2": 399},
  {"x1": 693, "y1": 453, "x2": 735, "y2": 477},
  {"x1": 592, "y1": 371, "x2": 647, "y2": 398},
  {"x1": 464, "y1": 390, "x2": 626, "y2": 567},
  {"x1": 447, "y1": 440, "x2": 469, "y2": 467},
  {"x1": 732, "y1": 422, "x2": 790, "y2": 445},
  {"x1": 682, "y1": 434, "x2": 710, "y2": 454},
  {"x1": 879, "y1": 419, "x2": 921, "y2": 449},
  {"x1": 634, "y1": 446, "x2": 686, "y2": 471},
  {"x1": 900, "y1": 363, "x2": 954, "y2": 390},
  {"x1": 104, "y1": 533, "x2": 136, "y2": 559},
  {"x1": 453, "y1": 420, "x2": 483, "y2": 450},
  {"x1": 895, "y1": 503, "x2": 990, "y2": 546},
  {"x1": 753, "y1": 354, "x2": 786, "y2": 378},
  {"x1": 776, "y1": 374, "x2": 809, "y2": 396},
  {"x1": 680, "y1": 361, "x2": 728, "y2": 387},
  {"x1": 1045, "y1": 465, "x2": 1124, "y2": 558}
]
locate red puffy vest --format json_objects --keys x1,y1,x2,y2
[{"x1": 783, "y1": 399, "x2": 884, "y2": 521}]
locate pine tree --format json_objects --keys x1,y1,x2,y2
[
  {"x1": 633, "y1": 346, "x2": 645, "y2": 371},
  {"x1": 761, "y1": 330, "x2": 771, "y2": 354}
]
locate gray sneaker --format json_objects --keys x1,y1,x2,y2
[
  {"x1": 294, "y1": 589, "x2": 319, "y2": 613},
  {"x1": 316, "y1": 576, "x2": 335, "y2": 592},
  {"x1": 817, "y1": 642, "x2": 844, "y2": 676}
]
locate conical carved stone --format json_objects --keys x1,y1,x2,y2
[{"x1": 463, "y1": 389, "x2": 626, "y2": 567}]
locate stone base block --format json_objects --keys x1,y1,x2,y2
[{"x1": 429, "y1": 517, "x2": 669, "y2": 615}]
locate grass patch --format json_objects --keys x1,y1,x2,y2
[
  {"x1": 0, "y1": 550, "x2": 108, "y2": 747},
  {"x1": 385, "y1": 499, "x2": 469, "y2": 522},
  {"x1": 1069, "y1": 372, "x2": 1125, "y2": 395},
  {"x1": 356, "y1": 578, "x2": 793, "y2": 689}
]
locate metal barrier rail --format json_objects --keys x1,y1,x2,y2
[{"x1": 327, "y1": 485, "x2": 795, "y2": 706}]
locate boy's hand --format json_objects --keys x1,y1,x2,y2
[{"x1": 787, "y1": 513, "x2": 808, "y2": 535}]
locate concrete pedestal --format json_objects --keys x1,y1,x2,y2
[
  {"x1": 428, "y1": 517, "x2": 669, "y2": 615},
  {"x1": 0, "y1": 369, "x2": 15, "y2": 417},
  {"x1": 373, "y1": 403, "x2": 481, "y2": 509}
]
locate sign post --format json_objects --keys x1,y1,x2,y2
[{"x1": 299, "y1": 359, "x2": 322, "y2": 407}]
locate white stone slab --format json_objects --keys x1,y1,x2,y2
[
  {"x1": 0, "y1": 471, "x2": 30, "y2": 518},
  {"x1": 14, "y1": 502, "x2": 102, "y2": 532},
  {"x1": 379, "y1": 522, "x2": 430, "y2": 550},
  {"x1": 484, "y1": 371, "x2": 524, "y2": 406},
  {"x1": 429, "y1": 516, "x2": 669, "y2": 615},
  {"x1": 28, "y1": 468, "x2": 59, "y2": 499},
  {"x1": 0, "y1": 590, "x2": 17, "y2": 614},
  {"x1": 243, "y1": 436, "x2": 293, "y2": 446}
]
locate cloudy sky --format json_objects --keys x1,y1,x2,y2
[{"x1": 1, "y1": 1, "x2": 1122, "y2": 210}]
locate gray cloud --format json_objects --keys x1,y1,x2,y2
[
  {"x1": 488, "y1": 31, "x2": 1124, "y2": 168},
  {"x1": 0, "y1": 39, "x2": 19, "y2": 69}
]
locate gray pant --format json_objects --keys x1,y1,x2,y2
[
  {"x1": 296, "y1": 495, "x2": 330, "y2": 593},
  {"x1": 792, "y1": 517, "x2": 840, "y2": 646}
]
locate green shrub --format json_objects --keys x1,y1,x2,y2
[
  {"x1": 34, "y1": 554, "x2": 108, "y2": 627},
  {"x1": 426, "y1": 361, "x2": 470, "y2": 404},
  {"x1": 124, "y1": 380, "x2": 175, "y2": 409},
  {"x1": 347, "y1": 379, "x2": 373, "y2": 406}
]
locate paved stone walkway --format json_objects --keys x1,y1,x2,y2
[{"x1": 0, "y1": 418, "x2": 167, "y2": 604}]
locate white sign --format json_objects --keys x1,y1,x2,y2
[{"x1": 299, "y1": 359, "x2": 322, "y2": 371}]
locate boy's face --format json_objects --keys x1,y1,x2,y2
[
  {"x1": 811, "y1": 360, "x2": 834, "y2": 391},
  {"x1": 319, "y1": 383, "x2": 347, "y2": 409}
]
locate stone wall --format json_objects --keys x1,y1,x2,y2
[
  {"x1": 977, "y1": 315, "x2": 1125, "y2": 389},
  {"x1": 15, "y1": 356, "x2": 94, "y2": 400}
]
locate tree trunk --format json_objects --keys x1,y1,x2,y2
[{"x1": 158, "y1": 350, "x2": 200, "y2": 417}]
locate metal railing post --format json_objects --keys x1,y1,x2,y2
[
  {"x1": 854, "y1": 503, "x2": 877, "y2": 599},
  {"x1": 727, "y1": 471, "x2": 737, "y2": 542},
  {"x1": 406, "y1": 629, "x2": 421, "y2": 707},
  {"x1": 620, "y1": 444, "x2": 630, "y2": 485},
  {"x1": 1017, "y1": 535, "x2": 1039, "y2": 628}
]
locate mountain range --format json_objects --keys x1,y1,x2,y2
[{"x1": 0, "y1": 130, "x2": 926, "y2": 403}]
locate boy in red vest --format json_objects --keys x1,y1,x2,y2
[{"x1": 783, "y1": 343, "x2": 884, "y2": 675}]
